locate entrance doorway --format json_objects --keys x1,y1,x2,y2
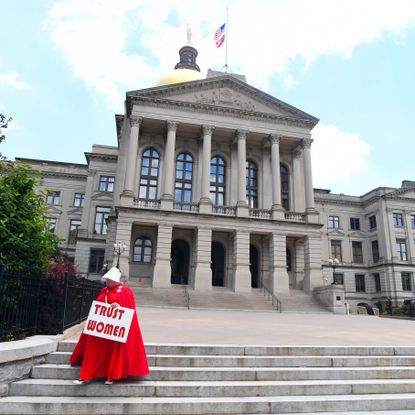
[
  {"x1": 170, "y1": 239, "x2": 189, "y2": 285},
  {"x1": 211, "y1": 241, "x2": 225, "y2": 286},
  {"x1": 287, "y1": 248, "x2": 294, "y2": 288},
  {"x1": 250, "y1": 244, "x2": 259, "y2": 288}
]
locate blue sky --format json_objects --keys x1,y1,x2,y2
[{"x1": 1, "y1": 0, "x2": 415, "y2": 196}]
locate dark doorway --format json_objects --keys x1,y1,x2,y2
[
  {"x1": 211, "y1": 241, "x2": 225, "y2": 286},
  {"x1": 170, "y1": 239, "x2": 190, "y2": 285},
  {"x1": 250, "y1": 244, "x2": 259, "y2": 288}
]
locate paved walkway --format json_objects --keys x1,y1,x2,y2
[{"x1": 67, "y1": 306, "x2": 415, "y2": 346}]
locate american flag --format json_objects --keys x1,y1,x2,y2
[{"x1": 214, "y1": 23, "x2": 226, "y2": 48}]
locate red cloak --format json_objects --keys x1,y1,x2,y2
[{"x1": 70, "y1": 284, "x2": 149, "y2": 381}]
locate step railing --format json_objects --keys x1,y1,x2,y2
[
  {"x1": 262, "y1": 283, "x2": 282, "y2": 312},
  {"x1": 182, "y1": 285, "x2": 190, "y2": 309}
]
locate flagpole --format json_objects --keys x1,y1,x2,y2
[{"x1": 225, "y1": 7, "x2": 229, "y2": 72}]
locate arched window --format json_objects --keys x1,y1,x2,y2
[
  {"x1": 210, "y1": 156, "x2": 225, "y2": 205},
  {"x1": 281, "y1": 164, "x2": 289, "y2": 210},
  {"x1": 133, "y1": 237, "x2": 152, "y2": 263},
  {"x1": 139, "y1": 148, "x2": 159, "y2": 200},
  {"x1": 175, "y1": 152, "x2": 193, "y2": 203},
  {"x1": 246, "y1": 160, "x2": 258, "y2": 208}
]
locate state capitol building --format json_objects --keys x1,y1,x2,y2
[{"x1": 17, "y1": 36, "x2": 415, "y2": 311}]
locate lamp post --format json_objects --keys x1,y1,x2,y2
[
  {"x1": 113, "y1": 242, "x2": 127, "y2": 269},
  {"x1": 328, "y1": 258, "x2": 340, "y2": 285}
]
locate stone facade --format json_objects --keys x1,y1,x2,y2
[{"x1": 16, "y1": 75, "x2": 415, "y2": 310}]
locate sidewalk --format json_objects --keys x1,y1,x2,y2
[{"x1": 66, "y1": 306, "x2": 415, "y2": 346}]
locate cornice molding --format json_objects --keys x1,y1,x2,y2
[
  {"x1": 42, "y1": 171, "x2": 87, "y2": 181},
  {"x1": 128, "y1": 96, "x2": 316, "y2": 129},
  {"x1": 84, "y1": 153, "x2": 118, "y2": 162}
]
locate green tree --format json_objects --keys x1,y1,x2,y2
[
  {"x1": 0, "y1": 113, "x2": 12, "y2": 160},
  {"x1": 0, "y1": 162, "x2": 59, "y2": 270}
]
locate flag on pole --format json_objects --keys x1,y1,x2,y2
[{"x1": 214, "y1": 23, "x2": 226, "y2": 48}]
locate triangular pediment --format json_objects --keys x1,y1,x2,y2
[
  {"x1": 386, "y1": 186, "x2": 415, "y2": 200},
  {"x1": 127, "y1": 75, "x2": 318, "y2": 125},
  {"x1": 91, "y1": 192, "x2": 114, "y2": 202}
]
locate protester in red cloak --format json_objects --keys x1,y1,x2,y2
[{"x1": 70, "y1": 267, "x2": 149, "y2": 384}]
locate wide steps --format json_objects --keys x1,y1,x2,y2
[
  {"x1": 3, "y1": 394, "x2": 415, "y2": 414},
  {"x1": 11, "y1": 378, "x2": 415, "y2": 397},
  {"x1": 3, "y1": 341, "x2": 415, "y2": 414},
  {"x1": 45, "y1": 351, "x2": 415, "y2": 367},
  {"x1": 31, "y1": 363, "x2": 415, "y2": 381}
]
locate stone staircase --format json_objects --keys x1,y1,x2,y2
[
  {"x1": 2, "y1": 341, "x2": 415, "y2": 414},
  {"x1": 128, "y1": 285, "x2": 328, "y2": 313},
  {"x1": 277, "y1": 289, "x2": 328, "y2": 313}
]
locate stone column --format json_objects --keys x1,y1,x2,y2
[
  {"x1": 152, "y1": 223, "x2": 173, "y2": 288},
  {"x1": 303, "y1": 235, "x2": 324, "y2": 293},
  {"x1": 233, "y1": 229, "x2": 251, "y2": 292},
  {"x1": 269, "y1": 232, "x2": 290, "y2": 295},
  {"x1": 302, "y1": 138, "x2": 315, "y2": 210},
  {"x1": 112, "y1": 220, "x2": 132, "y2": 282},
  {"x1": 270, "y1": 134, "x2": 284, "y2": 220},
  {"x1": 236, "y1": 130, "x2": 249, "y2": 217},
  {"x1": 160, "y1": 120, "x2": 178, "y2": 210},
  {"x1": 292, "y1": 146, "x2": 304, "y2": 212},
  {"x1": 194, "y1": 226, "x2": 212, "y2": 290},
  {"x1": 121, "y1": 116, "x2": 142, "y2": 202},
  {"x1": 199, "y1": 125, "x2": 214, "y2": 213}
]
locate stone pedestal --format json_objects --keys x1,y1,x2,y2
[
  {"x1": 160, "y1": 197, "x2": 173, "y2": 211},
  {"x1": 313, "y1": 285, "x2": 346, "y2": 314},
  {"x1": 271, "y1": 205, "x2": 285, "y2": 220},
  {"x1": 236, "y1": 202, "x2": 249, "y2": 217},
  {"x1": 198, "y1": 199, "x2": 212, "y2": 214}
]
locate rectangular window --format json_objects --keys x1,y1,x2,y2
[
  {"x1": 99, "y1": 176, "x2": 115, "y2": 192},
  {"x1": 333, "y1": 273, "x2": 344, "y2": 285},
  {"x1": 350, "y1": 217, "x2": 360, "y2": 230},
  {"x1": 396, "y1": 239, "x2": 408, "y2": 261},
  {"x1": 330, "y1": 240, "x2": 342, "y2": 262},
  {"x1": 47, "y1": 217, "x2": 57, "y2": 232},
  {"x1": 402, "y1": 272, "x2": 412, "y2": 291},
  {"x1": 89, "y1": 249, "x2": 105, "y2": 273},
  {"x1": 393, "y1": 212, "x2": 404, "y2": 227},
  {"x1": 328, "y1": 216, "x2": 340, "y2": 229},
  {"x1": 411, "y1": 215, "x2": 415, "y2": 229},
  {"x1": 355, "y1": 274, "x2": 366, "y2": 292},
  {"x1": 373, "y1": 273, "x2": 381, "y2": 293},
  {"x1": 372, "y1": 240, "x2": 380, "y2": 263},
  {"x1": 73, "y1": 192, "x2": 85, "y2": 207},
  {"x1": 369, "y1": 215, "x2": 377, "y2": 230},
  {"x1": 68, "y1": 219, "x2": 81, "y2": 245},
  {"x1": 94, "y1": 206, "x2": 111, "y2": 235},
  {"x1": 46, "y1": 191, "x2": 61, "y2": 205},
  {"x1": 352, "y1": 241, "x2": 364, "y2": 263}
]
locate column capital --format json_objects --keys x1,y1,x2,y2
[
  {"x1": 269, "y1": 134, "x2": 282, "y2": 145},
  {"x1": 166, "y1": 120, "x2": 179, "y2": 132},
  {"x1": 301, "y1": 138, "x2": 314, "y2": 149},
  {"x1": 292, "y1": 146, "x2": 303, "y2": 159},
  {"x1": 129, "y1": 116, "x2": 142, "y2": 128},
  {"x1": 202, "y1": 124, "x2": 215, "y2": 136},
  {"x1": 236, "y1": 129, "x2": 247, "y2": 140}
]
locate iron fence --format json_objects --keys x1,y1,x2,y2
[{"x1": 0, "y1": 266, "x2": 102, "y2": 341}]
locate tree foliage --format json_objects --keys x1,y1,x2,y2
[
  {"x1": 0, "y1": 113, "x2": 12, "y2": 160},
  {"x1": 0, "y1": 162, "x2": 59, "y2": 270}
]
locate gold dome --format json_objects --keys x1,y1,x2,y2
[{"x1": 156, "y1": 68, "x2": 204, "y2": 87}]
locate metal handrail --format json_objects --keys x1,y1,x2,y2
[
  {"x1": 262, "y1": 282, "x2": 282, "y2": 312},
  {"x1": 182, "y1": 285, "x2": 190, "y2": 309}
]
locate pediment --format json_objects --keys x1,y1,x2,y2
[
  {"x1": 328, "y1": 229, "x2": 346, "y2": 237},
  {"x1": 386, "y1": 186, "x2": 415, "y2": 200},
  {"x1": 67, "y1": 207, "x2": 83, "y2": 215},
  {"x1": 46, "y1": 206, "x2": 62, "y2": 215},
  {"x1": 91, "y1": 192, "x2": 114, "y2": 202},
  {"x1": 127, "y1": 75, "x2": 318, "y2": 125}
]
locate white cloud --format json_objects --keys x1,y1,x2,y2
[
  {"x1": 47, "y1": 0, "x2": 415, "y2": 110},
  {"x1": 311, "y1": 124, "x2": 370, "y2": 189},
  {"x1": 0, "y1": 72, "x2": 31, "y2": 90}
]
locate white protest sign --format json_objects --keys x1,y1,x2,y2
[{"x1": 83, "y1": 301, "x2": 134, "y2": 343}]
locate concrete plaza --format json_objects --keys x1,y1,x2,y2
[{"x1": 68, "y1": 307, "x2": 415, "y2": 346}]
